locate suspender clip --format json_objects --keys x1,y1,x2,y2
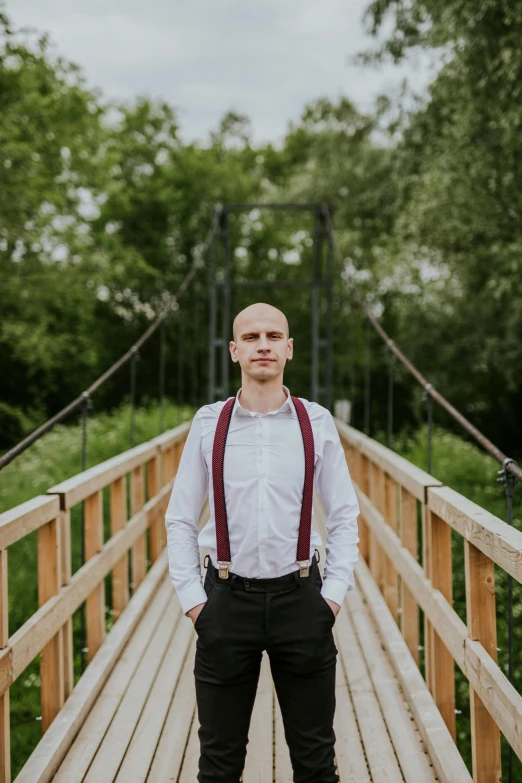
[
  {"x1": 218, "y1": 561, "x2": 232, "y2": 579},
  {"x1": 297, "y1": 560, "x2": 310, "y2": 578}
]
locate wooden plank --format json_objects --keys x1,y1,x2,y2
[
  {"x1": 38, "y1": 515, "x2": 64, "y2": 732},
  {"x1": 130, "y1": 465, "x2": 146, "y2": 592},
  {"x1": 274, "y1": 685, "x2": 293, "y2": 783},
  {"x1": 336, "y1": 420, "x2": 442, "y2": 502},
  {"x1": 243, "y1": 652, "x2": 273, "y2": 783},
  {"x1": 114, "y1": 619, "x2": 194, "y2": 782},
  {"x1": 59, "y1": 510, "x2": 74, "y2": 700},
  {"x1": 429, "y1": 485, "x2": 522, "y2": 584},
  {"x1": 426, "y1": 509, "x2": 456, "y2": 740},
  {"x1": 53, "y1": 577, "x2": 174, "y2": 783},
  {"x1": 14, "y1": 553, "x2": 169, "y2": 783},
  {"x1": 147, "y1": 455, "x2": 163, "y2": 564},
  {"x1": 359, "y1": 454, "x2": 370, "y2": 562},
  {"x1": 368, "y1": 463, "x2": 386, "y2": 592},
  {"x1": 0, "y1": 548, "x2": 9, "y2": 783},
  {"x1": 384, "y1": 474, "x2": 399, "y2": 622},
  {"x1": 110, "y1": 477, "x2": 129, "y2": 620},
  {"x1": 346, "y1": 587, "x2": 436, "y2": 782},
  {"x1": 148, "y1": 637, "x2": 197, "y2": 782},
  {"x1": 82, "y1": 598, "x2": 181, "y2": 782},
  {"x1": 163, "y1": 447, "x2": 176, "y2": 483},
  {"x1": 178, "y1": 709, "x2": 201, "y2": 783},
  {"x1": 355, "y1": 557, "x2": 472, "y2": 783},
  {"x1": 400, "y1": 486, "x2": 419, "y2": 664},
  {"x1": 331, "y1": 654, "x2": 370, "y2": 783},
  {"x1": 84, "y1": 491, "x2": 105, "y2": 663},
  {"x1": 335, "y1": 602, "x2": 403, "y2": 783},
  {"x1": 356, "y1": 486, "x2": 522, "y2": 765},
  {"x1": 0, "y1": 495, "x2": 60, "y2": 549},
  {"x1": 314, "y1": 491, "x2": 369, "y2": 780},
  {"x1": 464, "y1": 540, "x2": 501, "y2": 783}
]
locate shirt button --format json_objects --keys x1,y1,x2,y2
[
  {"x1": 260, "y1": 570, "x2": 265, "y2": 576},
  {"x1": 261, "y1": 472, "x2": 267, "y2": 478}
]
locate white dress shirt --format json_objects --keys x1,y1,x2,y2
[{"x1": 165, "y1": 384, "x2": 360, "y2": 615}]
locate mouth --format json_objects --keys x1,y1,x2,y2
[{"x1": 253, "y1": 359, "x2": 275, "y2": 363}]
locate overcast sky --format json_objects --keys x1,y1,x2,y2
[{"x1": 7, "y1": 0, "x2": 435, "y2": 145}]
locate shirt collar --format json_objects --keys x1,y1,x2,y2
[{"x1": 233, "y1": 384, "x2": 296, "y2": 417}]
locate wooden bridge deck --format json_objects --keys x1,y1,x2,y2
[{"x1": 47, "y1": 496, "x2": 446, "y2": 783}]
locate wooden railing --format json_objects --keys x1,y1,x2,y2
[
  {"x1": 337, "y1": 421, "x2": 522, "y2": 783},
  {"x1": 0, "y1": 422, "x2": 191, "y2": 783}
]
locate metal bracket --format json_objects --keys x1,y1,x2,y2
[
  {"x1": 298, "y1": 561, "x2": 310, "y2": 578},
  {"x1": 218, "y1": 561, "x2": 231, "y2": 579},
  {"x1": 497, "y1": 457, "x2": 518, "y2": 495}
]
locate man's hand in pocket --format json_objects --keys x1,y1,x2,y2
[
  {"x1": 324, "y1": 598, "x2": 341, "y2": 617},
  {"x1": 187, "y1": 602, "x2": 206, "y2": 625}
]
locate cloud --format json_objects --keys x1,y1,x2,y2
[{"x1": 7, "y1": 0, "x2": 434, "y2": 144}]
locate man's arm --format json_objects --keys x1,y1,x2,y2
[
  {"x1": 315, "y1": 410, "x2": 360, "y2": 608},
  {"x1": 165, "y1": 409, "x2": 209, "y2": 616}
]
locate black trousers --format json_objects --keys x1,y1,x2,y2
[{"x1": 193, "y1": 554, "x2": 339, "y2": 783}]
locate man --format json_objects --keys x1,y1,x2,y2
[{"x1": 165, "y1": 302, "x2": 360, "y2": 783}]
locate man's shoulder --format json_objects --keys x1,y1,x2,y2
[
  {"x1": 294, "y1": 397, "x2": 331, "y2": 424},
  {"x1": 194, "y1": 398, "x2": 233, "y2": 422}
]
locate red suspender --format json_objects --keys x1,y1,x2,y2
[
  {"x1": 292, "y1": 396, "x2": 315, "y2": 571},
  {"x1": 211, "y1": 393, "x2": 315, "y2": 579},
  {"x1": 211, "y1": 397, "x2": 235, "y2": 578}
]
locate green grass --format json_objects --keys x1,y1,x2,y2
[{"x1": 0, "y1": 399, "x2": 196, "y2": 515}]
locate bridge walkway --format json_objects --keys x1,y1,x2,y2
[{"x1": 47, "y1": 496, "x2": 453, "y2": 783}]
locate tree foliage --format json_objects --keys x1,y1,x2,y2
[{"x1": 1, "y1": 3, "x2": 521, "y2": 456}]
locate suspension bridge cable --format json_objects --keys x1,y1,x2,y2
[
  {"x1": 0, "y1": 205, "x2": 223, "y2": 471},
  {"x1": 321, "y1": 203, "x2": 522, "y2": 484}
]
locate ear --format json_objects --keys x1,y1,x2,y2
[{"x1": 229, "y1": 340, "x2": 239, "y2": 363}]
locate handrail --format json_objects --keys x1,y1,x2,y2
[{"x1": 338, "y1": 420, "x2": 522, "y2": 779}]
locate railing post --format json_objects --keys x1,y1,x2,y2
[
  {"x1": 384, "y1": 474, "x2": 399, "y2": 623},
  {"x1": 368, "y1": 463, "x2": 386, "y2": 592},
  {"x1": 84, "y1": 490, "x2": 105, "y2": 663},
  {"x1": 110, "y1": 477, "x2": 129, "y2": 621},
  {"x1": 358, "y1": 454, "x2": 370, "y2": 562},
  {"x1": 464, "y1": 540, "x2": 501, "y2": 782},
  {"x1": 400, "y1": 487, "x2": 419, "y2": 664},
  {"x1": 424, "y1": 509, "x2": 456, "y2": 740},
  {"x1": 147, "y1": 455, "x2": 162, "y2": 563},
  {"x1": 59, "y1": 510, "x2": 73, "y2": 700},
  {"x1": 163, "y1": 446, "x2": 176, "y2": 483},
  {"x1": 38, "y1": 514, "x2": 64, "y2": 732},
  {"x1": 130, "y1": 465, "x2": 146, "y2": 591},
  {"x1": 0, "y1": 548, "x2": 9, "y2": 783}
]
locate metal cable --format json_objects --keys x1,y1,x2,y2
[
  {"x1": 0, "y1": 206, "x2": 223, "y2": 471},
  {"x1": 321, "y1": 203, "x2": 522, "y2": 483}
]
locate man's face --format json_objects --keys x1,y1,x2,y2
[{"x1": 229, "y1": 314, "x2": 293, "y2": 381}]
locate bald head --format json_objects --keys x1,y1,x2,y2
[{"x1": 232, "y1": 303, "x2": 289, "y2": 343}]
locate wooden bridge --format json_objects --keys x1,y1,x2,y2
[{"x1": 1, "y1": 417, "x2": 521, "y2": 782}]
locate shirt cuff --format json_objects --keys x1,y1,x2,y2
[
  {"x1": 175, "y1": 580, "x2": 208, "y2": 616},
  {"x1": 321, "y1": 576, "x2": 354, "y2": 607}
]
